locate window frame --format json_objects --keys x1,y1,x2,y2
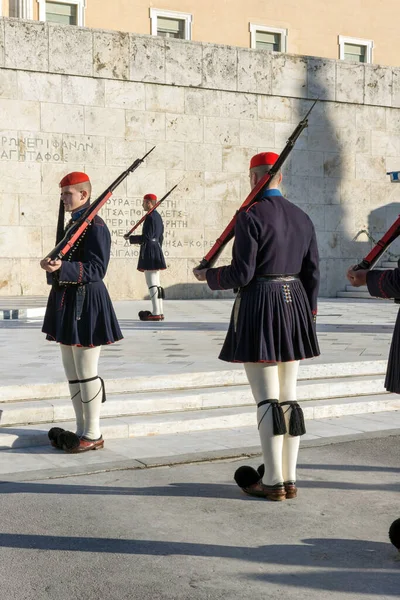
[
  {"x1": 10, "y1": 1, "x2": 33, "y2": 19},
  {"x1": 150, "y1": 8, "x2": 192, "y2": 41},
  {"x1": 338, "y1": 35, "x2": 373, "y2": 64},
  {"x1": 249, "y1": 23, "x2": 288, "y2": 52},
  {"x1": 37, "y1": 0, "x2": 86, "y2": 26}
]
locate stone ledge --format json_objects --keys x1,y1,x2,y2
[
  {"x1": 0, "y1": 17, "x2": 396, "y2": 107},
  {"x1": 0, "y1": 399, "x2": 398, "y2": 449}
]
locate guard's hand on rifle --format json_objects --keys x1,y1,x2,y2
[
  {"x1": 346, "y1": 266, "x2": 368, "y2": 287},
  {"x1": 193, "y1": 268, "x2": 208, "y2": 282},
  {"x1": 40, "y1": 258, "x2": 62, "y2": 273}
]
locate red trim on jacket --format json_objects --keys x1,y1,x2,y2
[
  {"x1": 245, "y1": 202, "x2": 259, "y2": 213},
  {"x1": 77, "y1": 262, "x2": 83, "y2": 284},
  {"x1": 378, "y1": 271, "x2": 389, "y2": 299}
]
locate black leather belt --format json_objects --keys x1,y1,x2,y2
[{"x1": 256, "y1": 274, "x2": 300, "y2": 282}]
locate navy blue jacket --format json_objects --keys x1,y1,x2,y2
[
  {"x1": 129, "y1": 210, "x2": 166, "y2": 272},
  {"x1": 42, "y1": 214, "x2": 123, "y2": 346},
  {"x1": 367, "y1": 266, "x2": 400, "y2": 299},
  {"x1": 129, "y1": 210, "x2": 164, "y2": 246},
  {"x1": 206, "y1": 189, "x2": 320, "y2": 314}
]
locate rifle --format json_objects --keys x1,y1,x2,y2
[
  {"x1": 123, "y1": 181, "x2": 180, "y2": 238},
  {"x1": 354, "y1": 171, "x2": 400, "y2": 270},
  {"x1": 194, "y1": 99, "x2": 318, "y2": 270},
  {"x1": 45, "y1": 147, "x2": 155, "y2": 260},
  {"x1": 353, "y1": 217, "x2": 400, "y2": 271}
]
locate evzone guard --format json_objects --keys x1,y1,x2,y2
[
  {"x1": 125, "y1": 193, "x2": 167, "y2": 322},
  {"x1": 194, "y1": 151, "x2": 320, "y2": 501},
  {"x1": 347, "y1": 175, "x2": 400, "y2": 394},
  {"x1": 41, "y1": 171, "x2": 123, "y2": 453}
]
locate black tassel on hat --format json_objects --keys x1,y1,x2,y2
[
  {"x1": 234, "y1": 465, "x2": 261, "y2": 488},
  {"x1": 281, "y1": 401, "x2": 306, "y2": 436},
  {"x1": 55, "y1": 199, "x2": 65, "y2": 244},
  {"x1": 257, "y1": 400, "x2": 287, "y2": 435}
]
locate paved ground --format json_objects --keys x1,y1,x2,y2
[
  {"x1": 0, "y1": 436, "x2": 398, "y2": 600},
  {"x1": 0, "y1": 297, "x2": 398, "y2": 385},
  {"x1": 1, "y1": 411, "x2": 398, "y2": 481}
]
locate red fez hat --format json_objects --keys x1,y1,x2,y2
[
  {"x1": 143, "y1": 193, "x2": 157, "y2": 202},
  {"x1": 250, "y1": 152, "x2": 279, "y2": 169},
  {"x1": 59, "y1": 172, "x2": 90, "y2": 188}
]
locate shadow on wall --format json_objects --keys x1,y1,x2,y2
[
  {"x1": 281, "y1": 80, "x2": 345, "y2": 298},
  {"x1": 366, "y1": 197, "x2": 400, "y2": 265}
]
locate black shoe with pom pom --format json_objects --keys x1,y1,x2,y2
[{"x1": 234, "y1": 465, "x2": 286, "y2": 501}]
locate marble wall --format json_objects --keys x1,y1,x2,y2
[{"x1": 0, "y1": 18, "x2": 399, "y2": 298}]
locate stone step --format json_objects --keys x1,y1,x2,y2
[
  {"x1": 0, "y1": 393, "x2": 399, "y2": 450},
  {"x1": 0, "y1": 307, "x2": 46, "y2": 320},
  {"x1": 381, "y1": 262, "x2": 398, "y2": 269},
  {"x1": 0, "y1": 296, "x2": 47, "y2": 320},
  {"x1": 345, "y1": 285, "x2": 368, "y2": 292},
  {"x1": 0, "y1": 374, "x2": 388, "y2": 427},
  {"x1": 0, "y1": 360, "x2": 388, "y2": 403},
  {"x1": 337, "y1": 290, "x2": 372, "y2": 299}
]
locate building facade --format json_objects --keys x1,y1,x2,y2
[
  {"x1": 0, "y1": 1, "x2": 399, "y2": 67},
  {"x1": 0, "y1": 18, "x2": 399, "y2": 299}
]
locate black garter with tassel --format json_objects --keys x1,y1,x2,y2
[
  {"x1": 257, "y1": 399, "x2": 287, "y2": 435},
  {"x1": 281, "y1": 401, "x2": 306, "y2": 436}
]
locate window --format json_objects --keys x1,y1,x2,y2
[
  {"x1": 150, "y1": 8, "x2": 192, "y2": 40},
  {"x1": 37, "y1": 0, "x2": 85, "y2": 26},
  {"x1": 46, "y1": 2, "x2": 77, "y2": 24},
  {"x1": 8, "y1": 1, "x2": 33, "y2": 18},
  {"x1": 250, "y1": 24, "x2": 287, "y2": 52},
  {"x1": 339, "y1": 35, "x2": 373, "y2": 63}
]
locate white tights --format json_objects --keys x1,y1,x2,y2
[
  {"x1": 244, "y1": 361, "x2": 301, "y2": 486},
  {"x1": 145, "y1": 270, "x2": 163, "y2": 316},
  {"x1": 60, "y1": 345, "x2": 103, "y2": 440}
]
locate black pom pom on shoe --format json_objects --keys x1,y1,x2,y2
[
  {"x1": 234, "y1": 465, "x2": 261, "y2": 488},
  {"x1": 58, "y1": 431, "x2": 80, "y2": 451},
  {"x1": 138, "y1": 310, "x2": 152, "y2": 321},
  {"x1": 257, "y1": 464, "x2": 265, "y2": 479},
  {"x1": 48, "y1": 427, "x2": 66, "y2": 449},
  {"x1": 389, "y1": 518, "x2": 400, "y2": 551},
  {"x1": 48, "y1": 427, "x2": 65, "y2": 442}
]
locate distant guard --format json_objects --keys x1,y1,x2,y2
[{"x1": 125, "y1": 193, "x2": 167, "y2": 321}]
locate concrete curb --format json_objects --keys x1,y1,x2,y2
[{"x1": 0, "y1": 428, "x2": 398, "y2": 483}]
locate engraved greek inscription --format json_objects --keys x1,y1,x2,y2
[
  {"x1": 165, "y1": 220, "x2": 188, "y2": 228},
  {"x1": 0, "y1": 134, "x2": 95, "y2": 162}
]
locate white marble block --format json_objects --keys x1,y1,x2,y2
[
  {"x1": 93, "y1": 30, "x2": 130, "y2": 80},
  {"x1": 4, "y1": 19, "x2": 48, "y2": 72},
  {"x1": 48, "y1": 23, "x2": 93, "y2": 77},
  {"x1": 165, "y1": 38, "x2": 202, "y2": 87},
  {"x1": 202, "y1": 43, "x2": 237, "y2": 92},
  {"x1": 130, "y1": 34, "x2": 165, "y2": 84}
]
